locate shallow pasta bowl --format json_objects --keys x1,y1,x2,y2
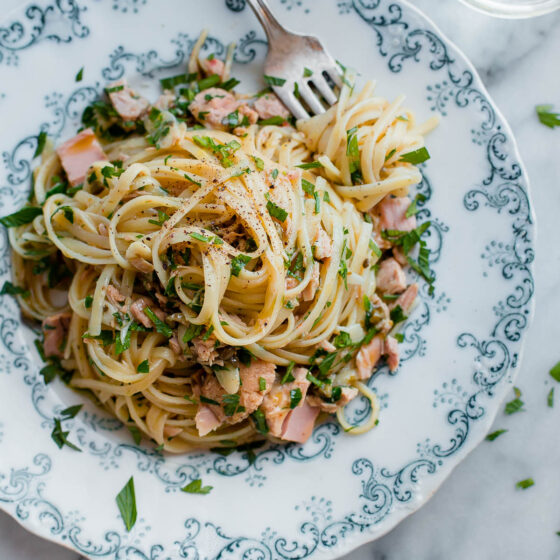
[{"x1": 0, "y1": 0, "x2": 534, "y2": 558}]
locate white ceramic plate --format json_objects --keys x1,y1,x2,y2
[{"x1": 0, "y1": 0, "x2": 535, "y2": 558}]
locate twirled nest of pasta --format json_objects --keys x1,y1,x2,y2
[{"x1": 4, "y1": 45, "x2": 436, "y2": 453}]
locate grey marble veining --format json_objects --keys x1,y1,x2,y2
[{"x1": 0, "y1": 0, "x2": 559, "y2": 559}]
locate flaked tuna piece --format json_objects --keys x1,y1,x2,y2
[
  {"x1": 385, "y1": 335, "x2": 399, "y2": 372},
  {"x1": 106, "y1": 285, "x2": 126, "y2": 310},
  {"x1": 107, "y1": 79, "x2": 149, "y2": 121},
  {"x1": 307, "y1": 386, "x2": 359, "y2": 413},
  {"x1": 189, "y1": 87, "x2": 238, "y2": 130},
  {"x1": 376, "y1": 257, "x2": 406, "y2": 294},
  {"x1": 391, "y1": 283, "x2": 418, "y2": 313},
  {"x1": 377, "y1": 196, "x2": 416, "y2": 232},
  {"x1": 129, "y1": 297, "x2": 165, "y2": 328},
  {"x1": 200, "y1": 57, "x2": 225, "y2": 79},
  {"x1": 163, "y1": 425, "x2": 183, "y2": 439},
  {"x1": 169, "y1": 335, "x2": 181, "y2": 355},
  {"x1": 355, "y1": 335, "x2": 384, "y2": 380},
  {"x1": 191, "y1": 336, "x2": 221, "y2": 366},
  {"x1": 42, "y1": 312, "x2": 71, "y2": 358},
  {"x1": 238, "y1": 104, "x2": 259, "y2": 125},
  {"x1": 254, "y1": 93, "x2": 290, "y2": 121},
  {"x1": 261, "y1": 366, "x2": 311, "y2": 437},
  {"x1": 153, "y1": 91, "x2": 176, "y2": 111},
  {"x1": 312, "y1": 227, "x2": 332, "y2": 260},
  {"x1": 392, "y1": 246, "x2": 407, "y2": 266},
  {"x1": 56, "y1": 128, "x2": 107, "y2": 186},
  {"x1": 195, "y1": 405, "x2": 221, "y2": 437},
  {"x1": 302, "y1": 262, "x2": 320, "y2": 301},
  {"x1": 194, "y1": 359, "x2": 276, "y2": 435},
  {"x1": 286, "y1": 276, "x2": 299, "y2": 290},
  {"x1": 280, "y1": 400, "x2": 320, "y2": 443}
]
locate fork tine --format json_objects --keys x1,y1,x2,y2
[
  {"x1": 325, "y1": 67, "x2": 343, "y2": 89},
  {"x1": 309, "y1": 73, "x2": 338, "y2": 106},
  {"x1": 297, "y1": 82, "x2": 326, "y2": 115},
  {"x1": 273, "y1": 87, "x2": 309, "y2": 120}
]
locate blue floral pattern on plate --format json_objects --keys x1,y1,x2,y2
[{"x1": 0, "y1": 0, "x2": 534, "y2": 558}]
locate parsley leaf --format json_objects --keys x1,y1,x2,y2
[
  {"x1": 144, "y1": 307, "x2": 172, "y2": 338},
  {"x1": 281, "y1": 361, "x2": 296, "y2": 384},
  {"x1": 181, "y1": 478, "x2": 213, "y2": 494},
  {"x1": 251, "y1": 409, "x2": 268, "y2": 434},
  {"x1": 137, "y1": 360, "x2": 149, "y2": 373},
  {"x1": 116, "y1": 477, "x2": 137, "y2": 531},
  {"x1": 505, "y1": 395, "x2": 524, "y2": 415},
  {"x1": 34, "y1": 131, "x2": 47, "y2": 158},
  {"x1": 399, "y1": 147, "x2": 430, "y2": 164},
  {"x1": 390, "y1": 304, "x2": 408, "y2": 325},
  {"x1": 346, "y1": 126, "x2": 360, "y2": 175},
  {"x1": 548, "y1": 387, "x2": 554, "y2": 408},
  {"x1": 485, "y1": 429, "x2": 507, "y2": 442},
  {"x1": 51, "y1": 417, "x2": 81, "y2": 452},
  {"x1": 231, "y1": 254, "x2": 251, "y2": 277},
  {"x1": 128, "y1": 425, "x2": 142, "y2": 445},
  {"x1": 405, "y1": 193, "x2": 427, "y2": 218},
  {"x1": 266, "y1": 198, "x2": 288, "y2": 222},
  {"x1": 296, "y1": 161, "x2": 323, "y2": 170},
  {"x1": 264, "y1": 75, "x2": 286, "y2": 87},
  {"x1": 75, "y1": 67, "x2": 84, "y2": 82},
  {"x1": 290, "y1": 387, "x2": 302, "y2": 408},
  {"x1": 549, "y1": 361, "x2": 560, "y2": 382},
  {"x1": 0, "y1": 206, "x2": 42, "y2": 228},
  {"x1": 258, "y1": 116, "x2": 287, "y2": 126},
  {"x1": 536, "y1": 104, "x2": 560, "y2": 128},
  {"x1": 60, "y1": 404, "x2": 83, "y2": 419},
  {"x1": 516, "y1": 478, "x2": 534, "y2": 490},
  {"x1": 222, "y1": 393, "x2": 245, "y2": 416},
  {"x1": 0, "y1": 281, "x2": 29, "y2": 298}
]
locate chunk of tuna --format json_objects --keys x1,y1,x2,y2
[
  {"x1": 163, "y1": 425, "x2": 183, "y2": 439},
  {"x1": 153, "y1": 91, "x2": 176, "y2": 111},
  {"x1": 42, "y1": 312, "x2": 71, "y2": 358},
  {"x1": 377, "y1": 196, "x2": 416, "y2": 232},
  {"x1": 107, "y1": 79, "x2": 149, "y2": 121},
  {"x1": 56, "y1": 129, "x2": 107, "y2": 186},
  {"x1": 355, "y1": 335, "x2": 384, "y2": 380},
  {"x1": 302, "y1": 262, "x2": 320, "y2": 301},
  {"x1": 238, "y1": 104, "x2": 259, "y2": 125},
  {"x1": 376, "y1": 258, "x2": 406, "y2": 294},
  {"x1": 200, "y1": 57, "x2": 225, "y2": 79},
  {"x1": 307, "y1": 386, "x2": 359, "y2": 413},
  {"x1": 261, "y1": 367, "x2": 310, "y2": 437},
  {"x1": 385, "y1": 335, "x2": 399, "y2": 372},
  {"x1": 129, "y1": 297, "x2": 165, "y2": 328},
  {"x1": 280, "y1": 400, "x2": 320, "y2": 443},
  {"x1": 392, "y1": 283, "x2": 418, "y2": 313},
  {"x1": 313, "y1": 227, "x2": 332, "y2": 260},
  {"x1": 189, "y1": 88, "x2": 238, "y2": 130},
  {"x1": 106, "y1": 285, "x2": 126, "y2": 309},
  {"x1": 254, "y1": 93, "x2": 290, "y2": 121},
  {"x1": 191, "y1": 336, "x2": 221, "y2": 366},
  {"x1": 195, "y1": 405, "x2": 221, "y2": 437}
]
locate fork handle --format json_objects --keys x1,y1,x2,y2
[{"x1": 245, "y1": 0, "x2": 287, "y2": 40}]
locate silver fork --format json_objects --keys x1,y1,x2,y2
[{"x1": 246, "y1": 0, "x2": 343, "y2": 119}]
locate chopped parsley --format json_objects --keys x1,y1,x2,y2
[
  {"x1": 116, "y1": 477, "x2": 137, "y2": 531},
  {"x1": 303, "y1": 67, "x2": 313, "y2": 77},
  {"x1": 0, "y1": 206, "x2": 42, "y2": 228},
  {"x1": 536, "y1": 104, "x2": 560, "y2": 128},
  {"x1": 516, "y1": 478, "x2": 534, "y2": 490},
  {"x1": 231, "y1": 254, "x2": 251, "y2": 277},
  {"x1": 399, "y1": 147, "x2": 430, "y2": 164},
  {"x1": 549, "y1": 361, "x2": 560, "y2": 382},
  {"x1": 144, "y1": 307, "x2": 172, "y2": 338},
  {"x1": 0, "y1": 281, "x2": 29, "y2": 298},
  {"x1": 251, "y1": 409, "x2": 269, "y2": 434},
  {"x1": 485, "y1": 429, "x2": 507, "y2": 441},
  {"x1": 548, "y1": 387, "x2": 554, "y2": 408},
  {"x1": 75, "y1": 67, "x2": 84, "y2": 82},
  {"x1": 222, "y1": 109, "x2": 250, "y2": 128},
  {"x1": 181, "y1": 478, "x2": 213, "y2": 494},
  {"x1": 222, "y1": 393, "x2": 245, "y2": 416},
  {"x1": 504, "y1": 388, "x2": 524, "y2": 415},
  {"x1": 128, "y1": 425, "x2": 142, "y2": 445},
  {"x1": 296, "y1": 161, "x2": 323, "y2": 170},
  {"x1": 51, "y1": 417, "x2": 81, "y2": 452},
  {"x1": 200, "y1": 395, "x2": 219, "y2": 405},
  {"x1": 258, "y1": 376, "x2": 267, "y2": 391},
  {"x1": 148, "y1": 209, "x2": 170, "y2": 226},
  {"x1": 160, "y1": 73, "x2": 196, "y2": 89},
  {"x1": 183, "y1": 323, "x2": 204, "y2": 343},
  {"x1": 259, "y1": 116, "x2": 287, "y2": 126},
  {"x1": 290, "y1": 387, "x2": 302, "y2": 408},
  {"x1": 306, "y1": 371, "x2": 327, "y2": 389},
  {"x1": 333, "y1": 332, "x2": 352, "y2": 348},
  {"x1": 281, "y1": 361, "x2": 296, "y2": 384},
  {"x1": 190, "y1": 232, "x2": 210, "y2": 243},
  {"x1": 34, "y1": 131, "x2": 47, "y2": 158},
  {"x1": 193, "y1": 136, "x2": 241, "y2": 168},
  {"x1": 405, "y1": 193, "x2": 427, "y2": 218},
  {"x1": 390, "y1": 304, "x2": 407, "y2": 325},
  {"x1": 346, "y1": 126, "x2": 360, "y2": 178},
  {"x1": 251, "y1": 156, "x2": 265, "y2": 171},
  {"x1": 137, "y1": 360, "x2": 149, "y2": 373},
  {"x1": 264, "y1": 75, "x2": 287, "y2": 87},
  {"x1": 266, "y1": 197, "x2": 288, "y2": 222}
]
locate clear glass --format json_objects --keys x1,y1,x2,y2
[{"x1": 459, "y1": 0, "x2": 560, "y2": 18}]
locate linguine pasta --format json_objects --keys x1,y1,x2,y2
[{"x1": 2, "y1": 37, "x2": 437, "y2": 453}]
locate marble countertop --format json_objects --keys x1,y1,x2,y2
[{"x1": 0, "y1": 0, "x2": 559, "y2": 558}]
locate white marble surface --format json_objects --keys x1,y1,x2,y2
[{"x1": 0, "y1": 0, "x2": 559, "y2": 558}]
